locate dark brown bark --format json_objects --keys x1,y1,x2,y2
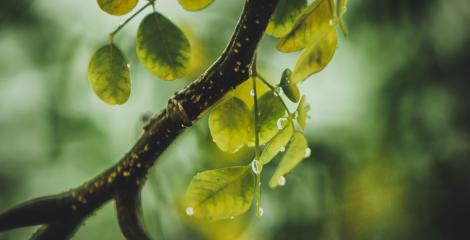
[{"x1": 0, "y1": 0, "x2": 279, "y2": 239}]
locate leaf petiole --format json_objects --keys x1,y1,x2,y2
[{"x1": 109, "y1": 2, "x2": 153, "y2": 42}]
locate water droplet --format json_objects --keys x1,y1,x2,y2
[
  {"x1": 259, "y1": 207, "x2": 264, "y2": 217},
  {"x1": 212, "y1": 138, "x2": 216, "y2": 142},
  {"x1": 277, "y1": 118, "x2": 286, "y2": 130},
  {"x1": 251, "y1": 159, "x2": 260, "y2": 175},
  {"x1": 279, "y1": 147, "x2": 285, "y2": 152},
  {"x1": 185, "y1": 207, "x2": 194, "y2": 216},
  {"x1": 250, "y1": 89, "x2": 255, "y2": 96},
  {"x1": 329, "y1": 19, "x2": 334, "y2": 26},
  {"x1": 278, "y1": 176, "x2": 286, "y2": 186},
  {"x1": 304, "y1": 147, "x2": 311, "y2": 158},
  {"x1": 126, "y1": 63, "x2": 131, "y2": 68}
]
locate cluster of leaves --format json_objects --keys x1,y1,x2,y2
[
  {"x1": 184, "y1": 0, "x2": 348, "y2": 221},
  {"x1": 88, "y1": 0, "x2": 215, "y2": 105}
]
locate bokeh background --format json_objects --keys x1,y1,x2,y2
[{"x1": 1, "y1": 0, "x2": 469, "y2": 239}]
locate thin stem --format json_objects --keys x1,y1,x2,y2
[
  {"x1": 109, "y1": 2, "x2": 152, "y2": 41},
  {"x1": 251, "y1": 54, "x2": 263, "y2": 219}
]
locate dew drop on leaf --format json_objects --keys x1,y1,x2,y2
[
  {"x1": 277, "y1": 118, "x2": 287, "y2": 130},
  {"x1": 278, "y1": 176, "x2": 286, "y2": 186},
  {"x1": 304, "y1": 147, "x2": 311, "y2": 158},
  {"x1": 186, "y1": 207, "x2": 194, "y2": 216},
  {"x1": 280, "y1": 146, "x2": 286, "y2": 152},
  {"x1": 250, "y1": 89, "x2": 255, "y2": 96}
]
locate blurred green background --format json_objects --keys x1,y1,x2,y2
[{"x1": 1, "y1": 0, "x2": 469, "y2": 239}]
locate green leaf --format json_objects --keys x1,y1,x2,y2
[
  {"x1": 255, "y1": 92, "x2": 286, "y2": 145},
  {"x1": 296, "y1": 96, "x2": 309, "y2": 129},
  {"x1": 277, "y1": 0, "x2": 334, "y2": 52},
  {"x1": 87, "y1": 44, "x2": 131, "y2": 105},
  {"x1": 291, "y1": 28, "x2": 337, "y2": 83},
  {"x1": 209, "y1": 97, "x2": 253, "y2": 153},
  {"x1": 269, "y1": 132, "x2": 309, "y2": 188},
  {"x1": 338, "y1": 0, "x2": 348, "y2": 17},
  {"x1": 266, "y1": 0, "x2": 307, "y2": 38},
  {"x1": 259, "y1": 119, "x2": 294, "y2": 165},
  {"x1": 136, "y1": 12, "x2": 191, "y2": 80},
  {"x1": 185, "y1": 166, "x2": 255, "y2": 221},
  {"x1": 280, "y1": 69, "x2": 300, "y2": 103},
  {"x1": 233, "y1": 76, "x2": 270, "y2": 109},
  {"x1": 97, "y1": 0, "x2": 138, "y2": 16},
  {"x1": 178, "y1": 0, "x2": 214, "y2": 11}
]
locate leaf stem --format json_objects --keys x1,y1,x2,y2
[
  {"x1": 109, "y1": 2, "x2": 152, "y2": 41},
  {"x1": 251, "y1": 54, "x2": 263, "y2": 219}
]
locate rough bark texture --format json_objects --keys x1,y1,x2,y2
[{"x1": 0, "y1": 0, "x2": 279, "y2": 239}]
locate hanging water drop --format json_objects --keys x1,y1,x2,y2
[
  {"x1": 277, "y1": 118, "x2": 286, "y2": 130},
  {"x1": 250, "y1": 89, "x2": 255, "y2": 96},
  {"x1": 279, "y1": 147, "x2": 285, "y2": 152},
  {"x1": 185, "y1": 207, "x2": 194, "y2": 216},
  {"x1": 251, "y1": 159, "x2": 260, "y2": 175},
  {"x1": 259, "y1": 207, "x2": 264, "y2": 217},
  {"x1": 126, "y1": 63, "x2": 131, "y2": 68},
  {"x1": 304, "y1": 147, "x2": 311, "y2": 158},
  {"x1": 278, "y1": 176, "x2": 286, "y2": 186},
  {"x1": 329, "y1": 19, "x2": 334, "y2": 26}
]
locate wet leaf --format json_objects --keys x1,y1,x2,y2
[
  {"x1": 280, "y1": 69, "x2": 300, "y2": 103},
  {"x1": 233, "y1": 76, "x2": 270, "y2": 109},
  {"x1": 269, "y1": 132, "x2": 309, "y2": 188},
  {"x1": 338, "y1": 0, "x2": 348, "y2": 17},
  {"x1": 97, "y1": 0, "x2": 138, "y2": 16},
  {"x1": 296, "y1": 96, "x2": 309, "y2": 129},
  {"x1": 136, "y1": 12, "x2": 191, "y2": 80},
  {"x1": 88, "y1": 44, "x2": 130, "y2": 105},
  {"x1": 185, "y1": 166, "x2": 255, "y2": 221},
  {"x1": 256, "y1": 92, "x2": 286, "y2": 145},
  {"x1": 259, "y1": 119, "x2": 294, "y2": 165},
  {"x1": 178, "y1": 0, "x2": 214, "y2": 11},
  {"x1": 209, "y1": 97, "x2": 252, "y2": 153},
  {"x1": 277, "y1": 0, "x2": 334, "y2": 52},
  {"x1": 266, "y1": 0, "x2": 307, "y2": 38},
  {"x1": 291, "y1": 28, "x2": 337, "y2": 83}
]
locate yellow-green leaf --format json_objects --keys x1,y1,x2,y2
[
  {"x1": 277, "y1": 0, "x2": 334, "y2": 52},
  {"x1": 266, "y1": 0, "x2": 307, "y2": 38},
  {"x1": 280, "y1": 68, "x2": 300, "y2": 103},
  {"x1": 259, "y1": 119, "x2": 294, "y2": 165},
  {"x1": 178, "y1": 0, "x2": 214, "y2": 11},
  {"x1": 96, "y1": 0, "x2": 138, "y2": 16},
  {"x1": 209, "y1": 97, "x2": 252, "y2": 153},
  {"x1": 136, "y1": 12, "x2": 191, "y2": 80},
  {"x1": 185, "y1": 166, "x2": 255, "y2": 221},
  {"x1": 88, "y1": 44, "x2": 131, "y2": 105},
  {"x1": 269, "y1": 132, "x2": 309, "y2": 188},
  {"x1": 291, "y1": 28, "x2": 338, "y2": 83},
  {"x1": 233, "y1": 76, "x2": 270, "y2": 109},
  {"x1": 338, "y1": 0, "x2": 348, "y2": 17},
  {"x1": 255, "y1": 92, "x2": 286, "y2": 145},
  {"x1": 296, "y1": 96, "x2": 309, "y2": 129}
]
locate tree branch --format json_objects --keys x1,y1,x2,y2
[{"x1": 0, "y1": 0, "x2": 279, "y2": 239}]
